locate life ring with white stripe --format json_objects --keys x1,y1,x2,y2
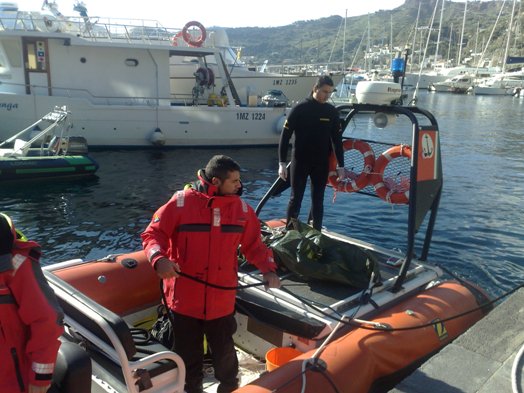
[
  {"x1": 328, "y1": 139, "x2": 375, "y2": 192},
  {"x1": 182, "y1": 21, "x2": 207, "y2": 47},
  {"x1": 370, "y1": 144, "x2": 411, "y2": 204}
]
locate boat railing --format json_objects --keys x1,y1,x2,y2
[
  {"x1": 0, "y1": 11, "x2": 184, "y2": 45},
  {"x1": 0, "y1": 105, "x2": 70, "y2": 156},
  {"x1": 44, "y1": 270, "x2": 186, "y2": 393}
]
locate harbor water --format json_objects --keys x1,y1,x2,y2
[{"x1": 1, "y1": 91, "x2": 523, "y2": 297}]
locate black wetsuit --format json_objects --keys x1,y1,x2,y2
[{"x1": 278, "y1": 97, "x2": 344, "y2": 230}]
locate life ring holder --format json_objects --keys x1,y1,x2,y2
[
  {"x1": 182, "y1": 21, "x2": 207, "y2": 47},
  {"x1": 370, "y1": 144, "x2": 411, "y2": 204},
  {"x1": 328, "y1": 139, "x2": 375, "y2": 192}
]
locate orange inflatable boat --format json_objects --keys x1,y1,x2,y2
[{"x1": 42, "y1": 103, "x2": 492, "y2": 393}]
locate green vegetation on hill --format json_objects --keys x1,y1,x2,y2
[{"x1": 219, "y1": 0, "x2": 524, "y2": 70}]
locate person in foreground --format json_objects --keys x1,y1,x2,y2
[
  {"x1": 141, "y1": 155, "x2": 280, "y2": 393},
  {"x1": 278, "y1": 75, "x2": 345, "y2": 231},
  {"x1": 0, "y1": 213, "x2": 64, "y2": 393}
]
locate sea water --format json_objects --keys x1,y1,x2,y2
[{"x1": 1, "y1": 91, "x2": 523, "y2": 297}]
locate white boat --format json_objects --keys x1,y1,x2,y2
[
  {"x1": 428, "y1": 73, "x2": 476, "y2": 94},
  {"x1": 404, "y1": 65, "x2": 500, "y2": 90},
  {"x1": 170, "y1": 27, "x2": 344, "y2": 106},
  {"x1": 0, "y1": 4, "x2": 289, "y2": 148},
  {"x1": 473, "y1": 70, "x2": 524, "y2": 96}
]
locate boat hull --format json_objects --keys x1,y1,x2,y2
[
  {"x1": 0, "y1": 94, "x2": 287, "y2": 148},
  {"x1": 0, "y1": 155, "x2": 99, "y2": 180},
  {"x1": 47, "y1": 250, "x2": 489, "y2": 393},
  {"x1": 237, "y1": 281, "x2": 487, "y2": 393}
]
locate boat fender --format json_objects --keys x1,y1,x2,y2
[
  {"x1": 370, "y1": 144, "x2": 411, "y2": 204},
  {"x1": 182, "y1": 21, "x2": 207, "y2": 47},
  {"x1": 150, "y1": 128, "x2": 166, "y2": 146},
  {"x1": 327, "y1": 139, "x2": 375, "y2": 192},
  {"x1": 275, "y1": 115, "x2": 286, "y2": 134}
]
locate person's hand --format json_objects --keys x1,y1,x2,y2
[
  {"x1": 28, "y1": 384, "x2": 51, "y2": 393},
  {"x1": 278, "y1": 162, "x2": 287, "y2": 181},
  {"x1": 262, "y1": 271, "x2": 281, "y2": 290},
  {"x1": 336, "y1": 166, "x2": 346, "y2": 181},
  {"x1": 154, "y1": 257, "x2": 180, "y2": 279}
]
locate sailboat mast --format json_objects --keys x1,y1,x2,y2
[
  {"x1": 343, "y1": 9, "x2": 347, "y2": 71},
  {"x1": 502, "y1": 0, "x2": 517, "y2": 73},
  {"x1": 458, "y1": 0, "x2": 467, "y2": 65},
  {"x1": 410, "y1": 1, "x2": 421, "y2": 72},
  {"x1": 434, "y1": 0, "x2": 444, "y2": 64}
]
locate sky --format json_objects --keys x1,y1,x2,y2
[{"x1": 13, "y1": 0, "x2": 411, "y2": 28}]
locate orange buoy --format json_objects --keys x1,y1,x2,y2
[{"x1": 370, "y1": 144, "x2": 411, "y2": 204}]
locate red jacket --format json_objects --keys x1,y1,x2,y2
[
  {"x1": 0, "y1": 239, "x2": 64, "y2": 393},
  {"x1": 141, "y1": 172, "x2": 276, "y2": 320}
]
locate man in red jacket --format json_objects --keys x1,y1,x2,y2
[
  {"x1": 0, "y1": 213, "x2": 64, "y2": 393},
  {"x1": 142, "y1": 155, "x2": 280, "y2": 393}
]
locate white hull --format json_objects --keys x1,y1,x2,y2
[
  {"x1": 0, "y1": 94, "x2": 286, "y2": 147},
  {"x1": 0, "y1": 12, "x2": 289, "y2": 147},
  {"x1": 473, "y1": 86, "x2": 516, "y2": 96},
  {"x1": 170, "y1": 62, "x2": 342, "y2": 106}
]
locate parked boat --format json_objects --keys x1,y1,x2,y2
[
  {"x1": 0, "y1": 105, "x2": 98, "y2": 181},
  {"x1": 0, "y1": 5, "x2": 289, "y2": 148},
  {"x1": 171, "y1": 25, "x2": 343, "y2": 106},
  {"x1": 404, "y1": 65, "x2": 500, "y2": 90},
  {"x1": 428, "y1": 74, "x2": 475, "y2": 94},
  {"x1": 473, "y1": 70, "x2": 524, "y2": 96},
  {"x1": 42, "y1": 102, "x2": 491, "y2": 393}
]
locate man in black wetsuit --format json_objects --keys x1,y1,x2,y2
[{"x1": 278, "y1": 75, "x2": 345, "y2": 231}]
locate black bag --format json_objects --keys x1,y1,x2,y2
[
  {"x1": 150, "y1": 305, "x2": 175, "y2": 350},
  {"x1": 269, "y1": 220, "x2": 382, "y2": 288}
]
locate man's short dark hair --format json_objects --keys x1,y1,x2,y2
[
  {"x1": 314, "y1": 75, "x2": 334, "y2": 89},
  {"x1": 205, "y1": 155, "x2": 241, "y2": 180}
]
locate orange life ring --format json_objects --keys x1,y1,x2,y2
[
  {"x1": 370, "y1": 144, "x2": 411, "y2": 204},
  {"x1": 182, "y1": 20, "x2": 207, "y2": 47},
  {"x1": 171, "y1": 31, "x2": 184, "y2": 46},
  {"x1": 328, "y1": 139, "x2": 375, "y2": 192}
]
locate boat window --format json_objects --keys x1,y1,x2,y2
[{"x1": 0, "y1": 38, "x2": 22, "y2": 72}]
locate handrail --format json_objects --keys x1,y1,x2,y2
[{"x1": 44, "y1": 270, "x2": 186, "y2": 393}]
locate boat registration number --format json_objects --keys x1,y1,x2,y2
[
  {"x1": 273, "y1": 79, "x2": 298, "y2": 86},
  {"x1": 236, "y1": 112, "x2": 266, "y2": 120}
]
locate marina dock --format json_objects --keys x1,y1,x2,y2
[{"x1": 392, "y1": 287, "x2": 524, "y2": 393}]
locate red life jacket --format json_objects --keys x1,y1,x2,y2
[
  {"x1": 0, "y1": 237, "x2": 64, "y2": 393},
  {"x1": 142, "y1": 170, "x2": 275, "y2": 320}
]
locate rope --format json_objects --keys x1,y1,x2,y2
[{"x1": 512, "y1": 342, "x2": 524, "y2": 393}]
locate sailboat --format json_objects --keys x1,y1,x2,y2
[{"x1": 473, "y1": 0, "x2": 523, "y2": 96}]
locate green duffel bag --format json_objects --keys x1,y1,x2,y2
[{"x1": 270, "y1": 220, "x2": 381, "y2": 288}]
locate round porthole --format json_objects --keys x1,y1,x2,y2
[{"x1": 80, "y1": 57, "x2": 86, "y2": 63}]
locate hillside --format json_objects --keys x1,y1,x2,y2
[{"x1": 220, "y1": 0, "x2": 523, "y2": 71}]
